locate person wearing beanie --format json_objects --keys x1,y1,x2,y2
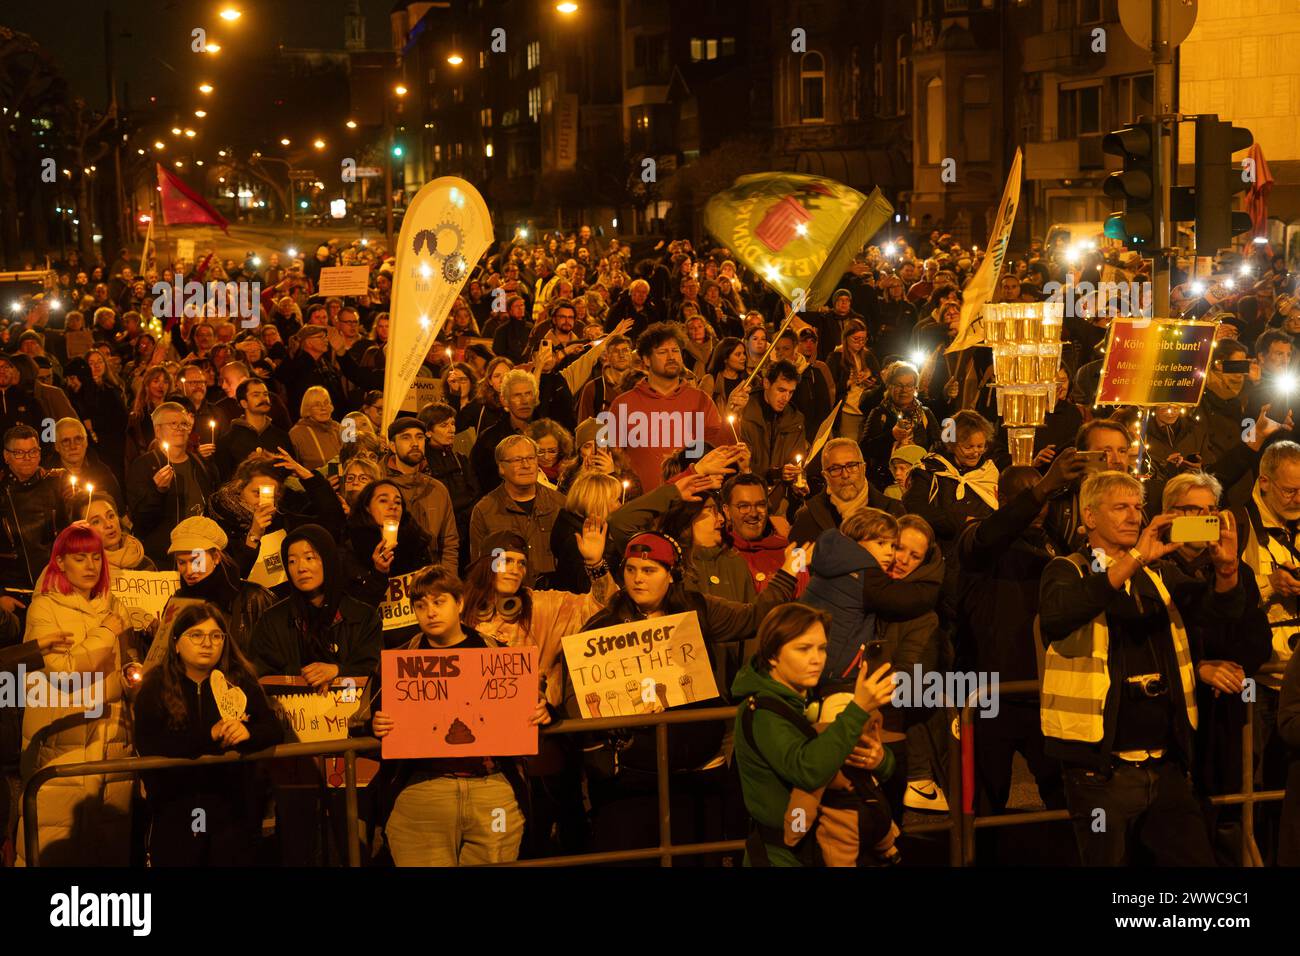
[
  {"x1": 382, "y1": 416, "x2": 459, "y2": 575},
  {"x1": 566, "y1": 529, "x2": 812, "y2": 856},
  {"x1": 272, "y1": 322, "x2": 348, "y2": 419}
]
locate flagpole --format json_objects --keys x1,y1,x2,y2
[
  {"x1": 741, "y1": 300, "x2": 797, "y2": 392},
  {"x1": 139, "y1": 199, "x2": 154, "y2": 275}
]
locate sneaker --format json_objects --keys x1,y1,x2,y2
[{"x1": 904, "y1": 780, "x2": 949, "y2": 813}]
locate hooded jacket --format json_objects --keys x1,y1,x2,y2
[
  {"x1": 605, "y1": 379, "x2": 734, "y2": 493},
  {"x1": 730, "y1": 660, "x2": 870, "y2": 867},
  {"x1": 248, "y1": 524, "x2": 383, "y2": 680},
  {"x1": 16, "y1": 582, "x2": 133, "y2": 866}
]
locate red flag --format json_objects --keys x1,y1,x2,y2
[
  {"x1": 1245, "y1": 143, "x2": 1274, "y2": 248},
  {"x1": 156, "y1": 163, "x2": 229, "y2": 233}
]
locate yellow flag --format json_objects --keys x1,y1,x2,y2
[
  {"x1": 383, "y1": 178, "x2": 494, "y2": 435},
  {"x1": 947, "y1": 148, "x2": 1023, "y2": 353},
  {"x1": 808, "y1": 401, "x2": 844, "y2": 462}
]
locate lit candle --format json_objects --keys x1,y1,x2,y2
[
  {"x1": 85, "y1": 482, "x2": 94, "y2": 507},
  {"x1": 208, "y1": 419, "x2": 216, "y2": 444},
  {"x1": 445, "y1": 348, "x2": 453, "y2": 361},
  {"x1": 382, "y1": 521, "x2": 398, "y2": 549},
  {"x1": 726, "y1": 414, "x2": 739, "y2": 444},
  {"x1": 621, "y1": 479, "x2": 630, "y2": 505},
  {"x1": 259, "y1": 484, "x2": 275, "y2": 507},
  {"x1": 70, "y1": 475, "x2": 78, "y2": 494}
]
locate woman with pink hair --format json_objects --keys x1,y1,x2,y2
[{"x1": 16, "y1": 522, "x2": 135, "y2": 866}]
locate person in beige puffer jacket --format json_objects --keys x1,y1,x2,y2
[{"x1": 16, "y1": 523, "x2": 136, "y2": 867}]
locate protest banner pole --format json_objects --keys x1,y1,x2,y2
[{"x1": 741, "y1": 300, "x2": 796, "y2": 392}]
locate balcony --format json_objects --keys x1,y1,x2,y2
[
  {"x1": 1024, "y1": 134, "x2": 1109, "y2": 180},
  {"x1": 1022, "y1": 25, "x2": 1116, "y2": 76}
]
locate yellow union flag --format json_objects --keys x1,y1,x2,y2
[
  {"x1": 383, "y1": 177, "x2": 494, "y2": 435},
  {"x1": 948, "y1": 148, "x2": 1023, "y2": 353},
  {"x1": 703, "y1": 173, "x2": 893, "y2": 310}
]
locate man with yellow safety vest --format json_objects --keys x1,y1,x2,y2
[{"x1": 1038, "y1": 470, "x2": 1248, "y2": 865}]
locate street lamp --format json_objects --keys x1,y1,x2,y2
[
  {"x1": 171, "y1": 127, "x2": 182, "y2": 135},
  {"x1": 346, "y1": 120, "x2": 357, "y2": 129},
  {"x1": 194, "y1": 109, "x2": 207, "y2": 118},
  {"x1": 280, "y1": 137, "x2": 291, "y2": 146},
  {"x1": 153, "y1": 141, "x2": 166, "y2": 150},
  {"x1": 394, "y1": 84, "x2": 408, "y2": 97},
  {"x1": 313, "y1": 139, "x2": 325, "y2": 150},
  {"x1": 184, "y1": 129, "x2": 196, "y2": 138},
  {"x1": 556, "y1": 1, "x2": 578, "y2": 13},
  {"x1": 446, "y1": 53, "x2": 463, "y2": 66},
  {"x1": 384, "y1": 82, "x2": 409, "y2": 248},
  {"x1": 198, "y1": 83, "x2": 214, "y2": 94},
  {"x1": 205, "y1": 42, "x2": 222, "y2": 54},
  {"x1": 219, "y1": 7, "x2": 241, "y2": 21}
]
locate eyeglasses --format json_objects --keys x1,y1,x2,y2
[
  {"x1": 824, "y1": 461, "x2": 864, "y2": 478},
  {"x1": 5, "y1": 447, "x2": 40, "y2": 459},
  {"x1": 501, "y1": 455, "x2": 538, "y2": 467},
  {"x1": 344, "y1": 474, "x2": 373, "y2": 487},
  {"x1": 181, "y1": 630, "x2": 226, "y2": 646},
  {"x1": 158, "y1": 420, "x2": 192, "y2": 431},
  {"x1": 730, "y1": 501, "x2": 769, "y2": 514},
  {"x1": 536, "y1": 448, "x2": 559, "y2": 459},
  {"x1": 889, "y1": 382, "x2": 918, "y2": 392},
  {"x1": 1169, "y1": 505, "x2": 1214, "y2": 516}
]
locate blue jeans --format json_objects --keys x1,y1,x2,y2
[{"x1": 386, "y1": 774, "x2": 522, "y2": 867}]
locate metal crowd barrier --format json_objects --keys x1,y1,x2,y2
[{"x1": 19, "y1": 668, "x2": 1291, "y2": 867}]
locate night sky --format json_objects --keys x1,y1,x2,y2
[{"x1": 2, "y1": 0, "x2": 396, "y2": 111}]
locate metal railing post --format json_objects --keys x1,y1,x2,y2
[
  {"x1": 655, "y1": 721, "x2": 672, "y2": 867},
  {"x1": 946, "y1": 709, "x2": 963, "y2": 867},
  {"x1": 345, "y1": 748, "x2": 361, "y2": 868},
  {"x1": 1241, "y1": 696, "x2": 1256, "y2": 867}
]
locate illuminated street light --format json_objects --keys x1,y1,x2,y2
[
  {"x1": 198, "y1": 83, "x2": 214, "y2": 94},
  {"x1": 154, "y1": 141, "x2": 166, "y2": 149},
  {"x1": 174, "y1": 160, "x2": 184, "y2": 168},
  {"x1": 205, "y1": 42, "x2": 222, "y2": 54},
  {"x1": 171, "y1": 127, "x2": 182, "y2": 135},
  {"x1": 313, "y1": 139, "x2": 326, "y2": 150},
  {"x1": 194, "y1": 109, "x2": 207, "y2": 118},
  {"x1": 184, "y1": 129, "x2": 196, "y2": 138},
  {"x1": 394, "y1": 84, "x2": 408, "y2": 97},
  {"x1": 446, "y1": 53, "x2": 463, "y2": 66},
  {"x1": 280, "y1": 137, "x2": 291, "y2": 146},
  {"x1": 556, "y1": 1, "x2": 578, "y2": 12},
  {"x1": 219, "y1": 7, "x2": 241, "y2": 21},
  {"x1": 346, "y1": 120, "x2": 357, "y2": 129}
]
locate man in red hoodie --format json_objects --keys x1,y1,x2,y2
[
  {"x1": 602, "y1": 323, "x2": 741, "y2": 491},
  {"x1": 722, "y1": 472, "x2": 808, "y2": 596}
]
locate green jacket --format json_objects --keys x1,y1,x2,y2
[{"x1": 730, "y1": 661, "x2": 872, "y2": 867}]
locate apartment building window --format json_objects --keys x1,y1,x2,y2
[
  {"x1": 896, "y1": 36, "x2": 911, "y2": 116},
  {"x1": 479, "y1": 51, "x2": 486, "y2": 69},
  {"x1": 1058, "y1": 84, "x2": 1101, "y2": 138},
  {"x1": 690, "y1": 37, "x2": 723, "y2": 61},
  {"x1": 1077, "y1": 0, "x2": 1103, "y2": 23},
  {"x1": 455, "y1": 143, "x2": 463, "y2": 159},
  {"x1": 800, "y1": 51, "x2": 825, "y2": 122},
  {"x1": 1116, "y1": 73, "x2": 1153, "y2": 124},
  {"x1": 634, "y1": 33, "x2": 667, "y2": 70},
  {"x1": 480, "y1": 108, "x2": 493, "y2": 127},
  {"x1": 721, "y1": 37, "x2": 736, "y2": 56},
  {"x1": 963, "y1": 73, "x2": 991, "y2": 161},
  {"x1": 453, "y1": 85, "x2": 464, "y2": 103},
  {"x1": 925, "y1": 76, "x2": 944, "y2": 164},
  {"x1": 527, "y1": 40, "x2": 540, "y2": 70},
  {"x1": 434, "y1": 144, "x2": 441, "y2": 161},
  {"x1": 528, "y1": 87, "x2": 541, "y2": 122}
]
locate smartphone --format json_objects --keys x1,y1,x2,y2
[
  {"x1": 1076, "y1": 450, "x2": 1107, "y2": 474},
  {"x1": 865, "y1": 640, "x2": 889, "y2": 672},
  {"x1": 1170, "y1": 514, "x2": 1220, "y2": 544}
]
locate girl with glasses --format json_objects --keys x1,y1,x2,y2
[{"x1": 133, "y1": 602, "x2": 282, "y2": 866}]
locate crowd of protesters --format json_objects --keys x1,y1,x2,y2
[{"x1": 0, "y1": 224, "x2": 1298, "y2": 868}]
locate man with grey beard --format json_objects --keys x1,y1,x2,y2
[{"x1": 789, "y1": 438, "x2": 900, "y2": 542}]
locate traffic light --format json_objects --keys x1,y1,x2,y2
[
  {"x1": 1102, "y1": 121, "x2": 1158, "y2": 247},
  {"x1": 1193, "y1": 116, "x2": 1253, "y2": 254},
  {"x1": 392, "y1": 144, "x2": 404, "y2": 158}
]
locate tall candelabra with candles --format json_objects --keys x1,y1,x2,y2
[{"x1": 983, "y1": 301, "x2": 1064, "y2": 465}]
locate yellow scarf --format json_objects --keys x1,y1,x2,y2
[{"x1": 926, "y1": 454, "x2": 999, "y2": 511}]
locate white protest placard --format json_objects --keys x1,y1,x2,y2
[
  {"x1": 261, "y1": 677, "x2": 368, "y2": 743},
  {"x1": 246, "y1": 528, "x2": 287, "y2": 588},
  {"x1": 176, "y1": 239, "x2": 195, "y2": 265},
  {"x1": 317, "y1": 265, "x2": 370, "y2": 297},
  {"x1": 560, "y1": 611, "x2": 719, "y2": 719},
  {"x1": 399, "y1": 374, "x2": 441, "y2": 414},
  {"x1": 110, "y1": 569, "x2": 182, "y2": 621},
  {"x1": 379, "y1": 568, "x2": 428, "y2": 631}
]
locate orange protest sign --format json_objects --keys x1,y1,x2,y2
[{"x1": 380, "y1": 646, "x2": 539, "y2": 759}]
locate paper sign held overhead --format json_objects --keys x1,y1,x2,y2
[
  {"x1": 246, "y1": 528, "x2": 287, "y2": 588},
  {"x1": 1096, "y1": 318, "x2": 1216, "y2": 407},
  {"x1": 317, "y1": 265, "x2": 370, "y2": 297}
]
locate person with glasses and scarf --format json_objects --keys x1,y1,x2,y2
[
  {"x1": 860, "y1": 361, "x2": 944, "y2": 490},
  {"x1": 126, "y1": 402, "x2": 219, "y2": 567}
]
